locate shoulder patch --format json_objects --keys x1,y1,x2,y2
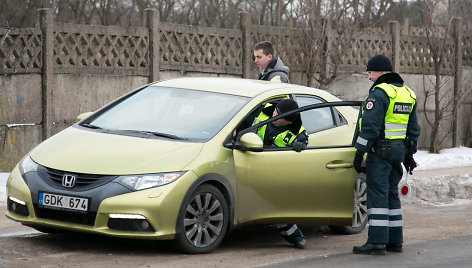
[{"x1": 365, "y1": 101, "x2": 374, "y2": 110}]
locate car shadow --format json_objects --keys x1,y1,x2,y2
[{"x1": 11, "y1": 224, "x2": 339, "y2": 255}]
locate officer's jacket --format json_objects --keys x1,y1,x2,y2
[
  {"x1": 355, "y1": 73, "x2": 421, "y2": 154},
  {"x1": 252, "y1": 103, "x2": 307, "y2": 147}
]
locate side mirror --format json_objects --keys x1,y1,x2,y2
[
  {"x1": 240, "y1": 132, "x2": 264, "y2": 152},
  {"x1": 76, "y1": 112, "x2": 94, "y2": 122}
]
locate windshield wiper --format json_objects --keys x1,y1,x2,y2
[
  {"x1": 81, "y1": 123, "x2": 102, "y2": 129},
  {"x1": 116, "y1": 130, "x2": 187, "y2": 140},
  {"x1": 142, "y1": 131, "x2": 187, "y2": 140}
]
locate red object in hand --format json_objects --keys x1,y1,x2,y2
[{"x1": 400, "y1": 183, "x2": 410, "y2": 198}]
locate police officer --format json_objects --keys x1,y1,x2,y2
[
  {"x1": 252, "y1": 99, "x2": 308, "y2": 249},
  {"x1": 352, "y1": 55, "x2": 420, "y2": 255}
]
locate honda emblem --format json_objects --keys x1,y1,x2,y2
[{"x1": 62, "y1": 174, "x2": 77, "y2": 188}]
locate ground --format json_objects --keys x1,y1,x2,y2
[{"x1": 0, "y1": 167, "x2": 471, "y2": 267}]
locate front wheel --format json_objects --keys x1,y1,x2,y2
[
  {"x1": 329, "y1": 173, "x2": 367, "y2": 234},
  {"x1": 174, "y1": 184, "x2": 229, "y2": 254}
]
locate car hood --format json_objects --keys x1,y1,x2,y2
[{"x1": 29, "y1": 126, "x2": 204, "y2": 175}]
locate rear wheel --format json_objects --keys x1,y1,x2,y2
[
  {"x1": 175, "y1": 184, "x2": 229, "y2": 253},
  {"x1": 330, "y1": 173, "x2": 367, "y2": 234}
]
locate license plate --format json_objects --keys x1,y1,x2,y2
[{"x1": 38, "y1": 192, "x2": 89, "y2": 212}]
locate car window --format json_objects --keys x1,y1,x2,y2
[
  {"x1": 295, "y1": 96, "x2": 335, "y2": 134},
  {"x1": 88, "y1": 86, "x2": 249, "y2": 142},
  {"x1": 234, "y1": 98, "x2": 287, "y2": 133}
]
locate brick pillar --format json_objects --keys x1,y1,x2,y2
[
  {"x1": 146, "y1": 8, "x2": 160, "y2": 83},
  {"x1": 38, "y1": 8, "x2": 54, "y2": 140},
  {"x1": 239, "y1": 12, "x2": 251, "y2": 79},
  {"x1": 390, "y1": 21, "x2": 400, "y2": 73}
]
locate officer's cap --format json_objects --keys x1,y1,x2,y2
[
  {"x1": 276, "y1": 99, "x2": 299, "y2": 122},
  {"x1": 366, "y1": 54, "x2": 392, "y2": 72}
]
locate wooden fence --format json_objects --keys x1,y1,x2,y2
[{"x1": 2, "y1": 9, "x2": 471, "y2": 79}]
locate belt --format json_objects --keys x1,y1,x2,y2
[
  {"x1": 375, "y1": 139, "x2": 405, "y2": 146},
  {"x1": 388, "y1": 139, "x2": 405, "y2": 145}
]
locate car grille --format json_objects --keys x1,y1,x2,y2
[
  {"x1": 34, "y1": 205, "x2": 96, "y2": 226},
  {"x1": 37, "y1": 166, "x2": 117, "y2": 191}
]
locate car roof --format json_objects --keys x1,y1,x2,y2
[{"x1": 152, "y1": 77, "x2": 332, "y2": 99}]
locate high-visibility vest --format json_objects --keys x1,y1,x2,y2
[
  {"x1": 253, "y1": 104, "x2": 304, "y2": 147},
  {"x1": 360, "y1": 83, "x2": 416, "y2": 140}
]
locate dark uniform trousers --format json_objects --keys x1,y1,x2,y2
[{"x1": 366, "y1": 143, "x2": 405, "y2": 244}]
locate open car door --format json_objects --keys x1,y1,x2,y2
[{"x1": 229, "y1": 101, "x2": 363, "y2": 227}]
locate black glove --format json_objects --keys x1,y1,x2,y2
[
  {"x1": 353, "y1": 151, "x2": 365, "y2": 174},
  {"x1": 403, "y1": 154, "x2": 417, "y2": 174},
  {"x1": 292, "y1": 141, "x2": 306, "y2": 152}
]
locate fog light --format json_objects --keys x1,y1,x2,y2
[
  {"x1": 8, "y1": 196, "x2": 29, "y2": 216},
  {"x1": 140, "y1": 220, "x2": 150, "y2": 230},
  {"x1": 107, "y1": 214, "x2": 155, "y2": 232}
]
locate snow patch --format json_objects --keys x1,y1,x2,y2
[
  {"x1": 415, "y1": 146, "x2": 472, "y2": 171},
  {"x1": 401, "y1": 173, "x2": 472, "y2": 205}
]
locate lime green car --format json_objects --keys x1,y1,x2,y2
[{"x1": 6, "y1": 77, "x2": 366, "y2": 253}]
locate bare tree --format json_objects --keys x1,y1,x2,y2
[
  {"x1": 0, "y1": 0, "x2": 298, "y2": 27},
  {"x1": 293, "y1": 0, "x2": 399, "y2": 89},
  {"x1": 0, "y1": 0, "x2": 46, "y2": 27},
  {"x1": 418, "y1": 0, "x2": 471, "y2": 153}
]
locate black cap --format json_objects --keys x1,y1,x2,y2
[
  {"x1": 366, "y1": 54, "x2": 392, "y2": 71},
  {"x1": 276, "y1": 99, "x2": 299, "y2": 122}
]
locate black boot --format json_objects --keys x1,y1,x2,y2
[
  {"x1": 280, "y1": 224, "x2": 306, "y2": 249},
  {"x1": 386, "y1": 243, "x2": 403, "y2": 252},
  {"x1": 292, "y1": 237, "x2": 306, "y2": 249},
  {"x1": 353, "y1": 242, "x2": 386, "y2": 255}
]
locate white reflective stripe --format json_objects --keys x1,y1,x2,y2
[
  {"x1": 389, "y1": 220, "x2": 403, "y2": 227},
  {"x1": 385, "y1": 130, "x2": 407, "y2": 138},
  {"x1": 368, "y1": 208, "x2": 389, "y2": 215},
  {"x1": 385, "y1": 123, "x2": 407, "y2": 130},
  {"x1": 280, "y1": 224, "x2": 298, "y2": 236},
  {"x1": 276, "y1": 224, "x2": 287, "y2": 228},
  {"x1": 356, "y1": 136, "x2": 368, "y2": 146},
  {"x1": 369, "y1": 219, "x2": 390, "y2": 227},
  {"x1": 389, "y1": 209, "x2": 402, "y2": 216}
]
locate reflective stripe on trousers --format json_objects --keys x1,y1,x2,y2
[
  {"x1": 368, "y1": 208, "x2": 403, "y2": 227},
  {"x1": 277, "y1": 224, "x2": 298, "y2": 236}
]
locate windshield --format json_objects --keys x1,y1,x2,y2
[{"x1": 86, "y1": 86, "x2": 249, "y2": 142}]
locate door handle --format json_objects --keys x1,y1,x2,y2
[{"x1": 326, "y1": 162, "x2": 353, "y2": 169}]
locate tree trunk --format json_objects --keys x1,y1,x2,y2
[{"x1": 429, "y1": 62, "x2": 443, "y2": 153}]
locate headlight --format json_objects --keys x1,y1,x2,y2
[
  {"x1": 115, "y1": 172, "x2": 185, "y2": 191},
  {"x1": 20, "y1": 155, "x2": 38, "y2": 176}
]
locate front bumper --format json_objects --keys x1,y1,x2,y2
[{"x1": 6, "y1": 165, "x2": 197, "y2": 240}]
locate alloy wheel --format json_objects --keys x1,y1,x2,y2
[
  {"x1": 352, "y1": 176, "x2": 367, "y2": 228},
  {"x1": 183, "y1": 191, "x2": 225, "y2": 247}
]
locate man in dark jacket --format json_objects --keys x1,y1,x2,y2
[
  {"x1": 352, "y1": 54, "x2": 421, "y2": 255},
  {"x1": 253, "y1": 41, "x2": 290, "y2": 83}
]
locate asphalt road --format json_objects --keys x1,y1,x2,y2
[
  {"x1": 261, "y1": 235, "x2": 472, "y2": 268},
  {"x1": 0, "y1": 166, "x2": 471, "y2": 267}
]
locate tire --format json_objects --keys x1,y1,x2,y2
[
  {"x1": 329, "y1": 172, "x2": 368, "y2": 234},
  {"x1": 174, "y1": 184, "x2": 229, "y2": 254}
]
